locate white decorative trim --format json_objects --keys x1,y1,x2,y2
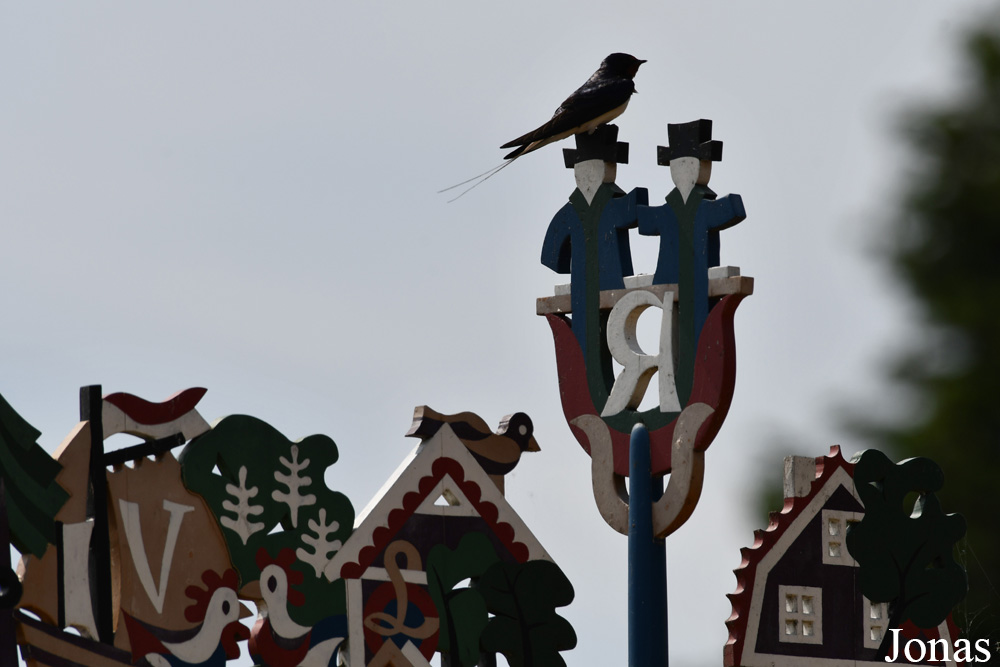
[
  {"x1": 345, "y1": 578, "x2": 365, "y2": 667},
  {"x1": 414, "y1": 476, "x2": 481, "y2": 517},
  {"x1": 326, "y1": 424, "x2": 551, "y2": 582},
  {"x1": 62, "y1": 520, "x2": 98, "y2": 638},
  {"x1": 361, "y1": 567, "x2": 428, "y2": 586}
]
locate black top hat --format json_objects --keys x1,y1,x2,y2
[
  {"x1": 563, "y1": 124, "x2": 630, "y2": 168},
  {"x1": 657, "y1": 119, "x2": 722, "y2": 166}
]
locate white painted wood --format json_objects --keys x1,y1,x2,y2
[
  {"x1": 602, "y1": 288, "x2": 680, "y2": 417},
  {"x1": 623, "y1": 274, "x2": 654, "y2": 289},
  {"x1": 652, "y1": 402, "x2": 713, "y2": 538},
  {"x1": 862, "y1": 598, "x2": 889, "y2": 650},
  {"x1": 571, "y1": 415, "x2": 628, "y2": 536},
  {"x1": 345, "y1": 578, "x2": 365, "y2": 667},
  {"x1": 62, "y1": 520, "x2": 99, "y2": 638},
  {"x1": 258, "y1": 562, "x2": 311, "y2": 639},
  {"x1": 219, "y1": 466, "x2": 265, "y2": 545},
  {"x1": 101, "y1": 401, "x2": 210, "y2": 441},
  {"x1": 160, "y1": 586, "x2": 242, "y2": 664},
  {"x1": 777, "y1": 585, "x2": 824, "y2": 645},
  {"x1": 820, "y1": 509, "x2": 863, "y2": 567},
  {"x1": 413, "y1": 476, "x2": 481, "y2": 517},
  {"x1": 297, "y1": 507, "x2": 344, "y2": 577},
  {"x1": 118, "y1": 498, "x2": 195, "y2": 614},
  {"x1": 400, "y1": 640, "x2": 433, "y2": 667},
  {"x1": 574, "y1": 159, "x2": 605, "y2": 205},
  {"x1": 669, "y1": 156, "x2": 700, "y2": 203},
  {"x1": 360, "y1": 567, "x2": 428, "y2": 586},
  {"x1": 271, "y1": 445, "x2": 317, "y2": 529},
  {"x1": 783, "y1": 456, "x2": 817, "y2": 499},
  {"x1": 325, "y1": 423, "x2": 552, "y2": 583},
  {"x1": 707, "y1": 265, "x2": 741, "y2": 279},
  {"x1": 535, "y1": 275, "x2": 754, "y2": 316}
]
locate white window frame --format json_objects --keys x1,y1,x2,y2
[
  {"x1": 821, "y1": 509, "x2": 863, "y2": 566},
  {"x1": 778, "y1": 585, "x2": 823, "y2": 645},
  {"x1": 863, "y1": 596, "x2": 889, "y2": 650}
]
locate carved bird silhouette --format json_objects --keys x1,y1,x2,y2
[
  {"x1": 407, "y1": 406, "x2": 540, "y2": 491},
  {"x1": 123, "y1": 569, "x2": 250, "y2": 667},
  {"x1": 245, "y1": 548, "x2": 345, "y2": 667}
]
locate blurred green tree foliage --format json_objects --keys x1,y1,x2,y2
[
  {"x1": 857, "y1": 18, "x2": 1000, "y2": 642},
  {"x1": 757, "y1": 14, "x2": 1000, "y2": 654}
]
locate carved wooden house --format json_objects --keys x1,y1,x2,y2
[
  {"x1": 326, "y1": 413, "x2": 556, "y2": 667},
  {"x1": 724, "y1": 446, "x2": 963, "y2": 666}
]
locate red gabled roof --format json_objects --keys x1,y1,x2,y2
[{"x1": 338, "y1": 457, "x2": 530, "y2": 580}]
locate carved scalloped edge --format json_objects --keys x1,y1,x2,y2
[
  {"x1": 723, "y1": 445, "x2": 853, "y2": 667},
  {"x1": 339, "y1": 457, "x2": 529, "y2": 580}
]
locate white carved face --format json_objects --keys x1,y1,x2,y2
[
  {"x1": 669, "y1": 156, "x2": 700, "y2": 202},
  {"x1": 574, "y1": 159, "x2": 616, "y2": 204}
]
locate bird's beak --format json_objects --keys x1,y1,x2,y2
[
  {"x1": 239, "y1": 602, "x2": 254, "y2": 620},
  {"x1": 527, "y1": 436, "x2": 541, "y2": 453},
  {"x1": 240, "y1": 580, "x2": 262, "y2": 600}
]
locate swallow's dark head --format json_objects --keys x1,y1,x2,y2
[
  {"x1": 498, "y1": 412, "x2": 540, "y2": 453},
  {"x1": 602, "y1": 53, "x2": 646, "y2": 79}
]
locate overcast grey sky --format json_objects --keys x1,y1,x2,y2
[{"x1": 3, "y1": 2, "x2": 996, "y2": 664}]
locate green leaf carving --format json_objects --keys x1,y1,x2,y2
[
  {"x1": 425, "y1": 532, "x2": 500, "y2": 667},
  {"x1": 180, "y1": 414, "x2": 354, "y2": 624},
  {"x1": 846, "y1": 449, "x2": 967, "y2": 655},
  {"x1": 478, "y1": 560, "x2": 576, "y2": 667}
]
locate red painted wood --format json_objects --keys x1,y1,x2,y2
[
  {"x1": 102, "y1": 388, "x2": 207, "y2": 425},
  {"x1": 546, "y1": 292, "x2": 747, "y2": 476}
]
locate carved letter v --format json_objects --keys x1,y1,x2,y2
[{"x1": 119, "y1": 499, "x2": 195, "y2": 614}]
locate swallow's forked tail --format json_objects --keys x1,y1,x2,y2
[{"x1": 438, "y1": 156, "x2": 520, "y2": 203}]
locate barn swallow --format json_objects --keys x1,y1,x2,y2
[
  {"x1": 440, "y1": 53, "x2": 645, "y2": 201},
  {"x1": 500, "y1": 53, "x2": 646, "y2": 160}
]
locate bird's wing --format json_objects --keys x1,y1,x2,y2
[{"x1": 499, "y1": 77, "x2": 635, "y2": 150}]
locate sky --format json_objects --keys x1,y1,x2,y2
[{"x1": 2, "y1": 2, "x2": 996, "y2": 665}]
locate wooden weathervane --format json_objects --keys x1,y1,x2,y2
[
  {"x1": 0, "y1": 388, "x2": 576, "y2": 667},
  {"x1": 536, "y1": 118, "x2": 753, "y2": 666}
]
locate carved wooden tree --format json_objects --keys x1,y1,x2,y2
[
  {"x1": 425, "y1": 532, "x2": 499, "y2": 667},
  {"x1": 180, "y1": 415, "x2": 355, "y2": 629},
  {"x1": 0, "y1": 392, "x2": 68, "y2": 560},
  {"x1": 478, "y1": 560, "x2": 576, "y2": 667},
  {"x1": 0, "y1": 393, "x2": 68, "y2": 667},
  {"x1": 846, "y1": 449, "x2": 968, "y2": 658}
]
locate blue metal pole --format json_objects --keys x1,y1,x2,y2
[{"x1": 629, "y1": 422, "x2": 668, "y2": 667}]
